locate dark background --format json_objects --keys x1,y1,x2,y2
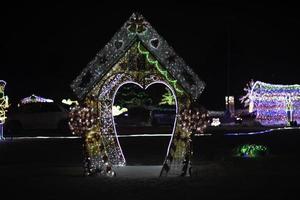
[{"x1": 1, "y1": 2, "x2": 300, "y2": 110}]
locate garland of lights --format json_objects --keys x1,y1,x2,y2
[
  {"x1": 69, "y1": 104, "x2": 116, "y2": 176},
  {"x1": 71, "y1": 13, "x2": 205, "y2": 101},
  {"x1": 241, "y1": 80, "x2": 300, "y2": 126},
  {"x1": 178, "y1": 106, "x2": 209, "y2": 135},
  {"x1": 137, "y1": 41, "x2": 184, "y2": 94},
  {"x1": 235, "y1": 144, "x2": 268, "y2": 158},
  {"x1": 98, "y1": 73, "x2": 130, "y2": 166}
]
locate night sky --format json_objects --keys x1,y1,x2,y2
[{"x1": 1, "y1": 2, "x2": 300, "y2": 110}]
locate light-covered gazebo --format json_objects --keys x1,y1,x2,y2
[
  {"x1": 243, "y1": 80, "x2": 300, "y2": 126},
  {"x1": 69, "y1": 13, "x2": 207, "y2": 177}
]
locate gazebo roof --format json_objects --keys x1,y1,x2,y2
[{"x1": 71, "y1": 13, "x2": 205, "y2": 100}]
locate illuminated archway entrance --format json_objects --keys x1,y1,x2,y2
[
  {"x1": 112, "y1": 81, "x2": 177, "y2": 165},
  {"x1": 69, "y1": 13, "x2": 206, "y2": 177}
]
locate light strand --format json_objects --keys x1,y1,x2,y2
[{"x1": 137, "y1": 41, "x2": 184, "y2": 94}]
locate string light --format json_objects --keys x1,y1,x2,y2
[
  {"x1": 71, "y1": 12, "x2": 205, "y2": 101},
  {"x1": 137, "y1": 41, "x2": 184, "y2": 94},
  {"x1": 178, "y1": 106, "x2": 209, "y2": 135},
  {"x1": 68, "y1": 104, "x2": 98, "y2": 135},
  {"x1": 235, "y1": 144, "x2": 268, "y2": 158},
  {"x1": 161, "y1": 106, "x2": 209, "y2": 177},
  {"x1": 241, "y1": 80, "x2": 300, "y2": 126},
  {"x1": 20, "y1": 94, "x2": 53, "y2": 104},
  {"x1": 70, "y1": 13, "x2": 207, "y2": 177}
]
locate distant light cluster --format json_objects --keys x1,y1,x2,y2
[
  {"x1": 20, "y1": 94, "x2": 53, "y2": 104},
  {"x1": 235, "y1": 144, "x2": 268, "y2": 158},
  {"x1": 249, "y1": 81, "x2": 300, "y2": 126}
]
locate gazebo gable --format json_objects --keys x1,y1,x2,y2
[{"x1": 71, "y1": 13, "x2": 205, "y2": 101}]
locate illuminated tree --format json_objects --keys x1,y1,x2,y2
[
  {"x1": 159, "y1": 89, "x2": 175, "y2": 106},
  {"x1": 239, "y1": 79, "x2": 255, "y2": 108},
  {"x1": 114, "y1": 84, "x2": 152, "y2": 108}
]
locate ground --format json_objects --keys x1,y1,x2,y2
[{"x1": 0, "y1": 127, "x2": 300, "y2": 199}]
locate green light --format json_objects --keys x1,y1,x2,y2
[
  {"x1": 137, "y1": 41, "x2": 184, "y2": 94},
  {"x1": 235, "y1": 144, "x2": 268, "y2": 158},
  {"x1": 159, "y1": 90, "x2": 175, "y2": 106}
]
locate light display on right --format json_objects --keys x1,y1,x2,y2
[{"x1": 241, "y1": 80, "x2": 300, "y2": 126}]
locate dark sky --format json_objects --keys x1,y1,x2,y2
[{"x1": 1, "y1": 2, "x2": 300, "y2": 110}]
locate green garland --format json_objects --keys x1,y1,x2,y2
[{"x1": 137, "y1": 41, "x2": 184, "y2": 94}]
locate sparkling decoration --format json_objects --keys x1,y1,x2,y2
[
  {"x1": 70, "y1": 12, "x2": 205, "y2": 101},
  {"x1": 240, "y1": 79, "x2": 255, "y2": 113},
  {"x1": 137, "y1": 41, "x2": 184, "y2": 94},
  {"x1": 235, "y1": 144, "x2": 268, "y2": 158},
  {"x1": 0, "y1": 80, "x2": 9, "y2": 124},
  {"x1": 240, "y1": 79, "x2": 255, "y2": 108},
  {"x1": 160, "y1": 106, "x2": 209, "y2": 177},
  {"x1": 126, "y1": 13, "x2": 149, "y2": 34},
  {"x1": 112, "y1": 105, "x2": 128, "y2": 117},
  {"x1": 69, "y1": 103, "x2": 116, "y2": 176},
  {"x1": 68, "y1": 103, "x2": 98, "y2": 135},
  {"x1": 62, "y1": 98, "x2": 79, "y2": 106},
  {"x1": 70, "y1": 13, "x2": 207, "y2": 177},
  {"x1": 159, "y1": 89, "x2": 175, "y2": 106},
  {"x1": 20, "y1": 94, "x2": 53, "y2": 104},
  {"x1": 0, "y1": 80, "x2": 9, "y2": 139},
  {"x1": 211, "y1": 118, "x2": 221, "y2": 127},
  {"x1": 241, "y1": 80, "x2": 300, "y2": 126},
  {"x1": 178, "y1": 106, "x2": 209, "y2": 135}
]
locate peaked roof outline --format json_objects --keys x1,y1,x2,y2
[{"x1": 71, "y1": 13, "x2": 205, "y2": 100}]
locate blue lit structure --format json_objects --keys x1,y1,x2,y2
[{"x1": 249, "y1": 81, "x2": 300, "y2": 126}]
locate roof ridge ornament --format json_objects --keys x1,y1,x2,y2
[{"x1": 125, "y1": 12, "x2": 149, "y2": 35}]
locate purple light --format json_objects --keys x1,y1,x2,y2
[{"x1": 249, "y1": 81, "x2": 300, "y2": 126}]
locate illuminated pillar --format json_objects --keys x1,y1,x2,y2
[
  {"x1": 285, "y1": 95, "x2": 293, "y2": 125},
  {"x1": 225, "y1": 96, "x2": 235, "y2": 117},
  {"x1": 0, "y1": 80, "x2": 9, "y2": 139},
  {"x1": 249, "y1": 100, "x2": 254, "y2": 113}
]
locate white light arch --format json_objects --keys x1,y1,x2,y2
[{"x1": 111, "y1": 79, "x2": 179, "y2": 166}]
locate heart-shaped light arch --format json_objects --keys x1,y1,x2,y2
[
  {"x1": 111, "y1": 80, "x2": 179, "y2": 165},
  {"x1": 76, "y1": 71, "x2": 193, "y2": 176}
]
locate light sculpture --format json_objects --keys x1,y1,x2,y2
[
  {"x1": 69, "y1": 13, "x2": 207, "y2": 177},
  {"x1": 0, "y1": 80, "x2": 9, "y2": 139},
  {"x1": 241, "y1": 80, "x2": 300, "y2": 126},
  {"x1": 20, "y1": 94, "x2": 53, "y2": 104}
]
